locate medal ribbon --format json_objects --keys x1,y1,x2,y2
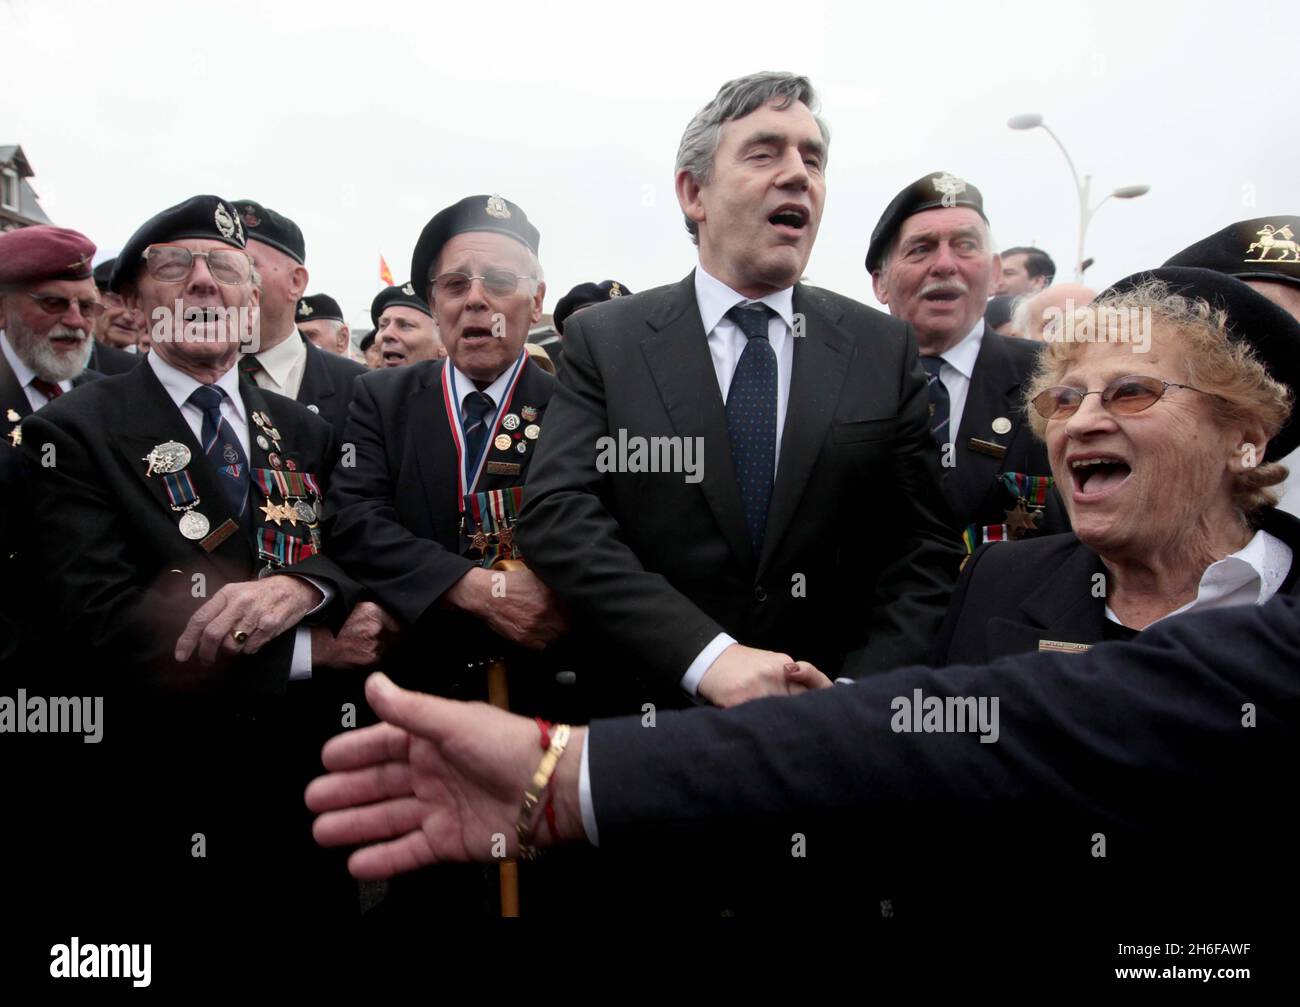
[
  {"x1": 1000, "y1": 472, "x2": 1054, "y2": 507},
  {"x1": 441, "y1": 352, "x2": 528, "y2": 513},
  {"x1": 161, "y1": 470, "x2": 200, "y2": 509},
  {"x1": 257, "y1": 527, "x2": 317, "y2": 566}
]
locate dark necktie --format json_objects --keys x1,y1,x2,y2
[
  {"x1": 462, "y1": 390, "x2": 495, "y2": 470},
  {"x1": 30, "y1": 377, "x2": 63, "y2": 401},
  {"x1": 724, "y1": 303, "x2": 778, "y2": 555},
  {"x1": 238, "y1": 354, "x2": 264, "y2": 379},
  {"x1": 921, "y1": 357, "x2": 950, "y2": 448},
  {"x1": 188, "y1": 384, "x2": 250, "y2": 519}
]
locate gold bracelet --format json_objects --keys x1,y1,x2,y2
[{"x1": 515, "y1": 723, "x2": 571, "y2": 860}]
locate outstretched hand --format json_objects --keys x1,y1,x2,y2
[{"x1": 305, "y1": 673, "x2": 586, "y2": 879}]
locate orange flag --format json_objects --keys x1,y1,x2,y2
[{"x1": 379, "y1": 254, "x2": 395, "y2": 287}]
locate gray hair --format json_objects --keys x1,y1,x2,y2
[{"x1": 675, "y1": 72, "x2": 830, "y2": 246}]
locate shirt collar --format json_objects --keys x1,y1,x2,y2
[
  {"x1": 1198, "y1": 528, "x2": 1291, "y2": 605},
  {"x1": 450, "y1": 355, "x2": 521, "y2": 412},
  {"x1": 694, "y1": 264, "x2": 795, "y2": 335},
  {"x1": 1, "y1": 330, "x2": 73, "y2": 392},
  {"x1": 147, "y1": 349, "x2": 246, "y2": 426},
  {"x1": 937, "y1": 318, "x2": 985, "y2": 379},
  {"x1": 252, "y1": 328, "x2": 307, "y2": 387}
]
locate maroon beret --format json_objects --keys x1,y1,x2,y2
[{"x1": 0, "y1": 225, "x2": 96, "y2": 287}]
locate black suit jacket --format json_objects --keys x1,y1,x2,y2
[
  {"x1": 517, "y1": 273, "x2": 964, "y2": 701},
  {"x1": 18, "y1": 359, "x2": 353, "y2": 693},
  {"x1": 295, "y1": 333, "x2": 367, "y2": 441},
  {"x1": 323, "y1": 357, "x2": 566, "y2": 699},
  {"x1": 89, "y1": 340, "x2": 142, "y2": 375},
  {"x1": 587, "y1": 594, "x2": 1300, "y2": 921},
  {"x1": 942, "y1": 329, "x2": 1068, "y2": 541},
  {"x1": 1, "y1": 353, "x2": 101, "y2": 669},
  {"x1": 933, "y1": 507, "x2": 1300, "y2": 665}
]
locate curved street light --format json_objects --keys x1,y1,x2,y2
[{"x1": 1008, "y1": 114, "x2": 1150, "y2": 281}]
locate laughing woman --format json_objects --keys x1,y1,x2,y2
[{"x1": 933, "y1": 268, "x2": 1300, "y2": 664}]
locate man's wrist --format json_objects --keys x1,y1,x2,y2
[
  {"x1": 548, "y1": 726, "x2": 587, "y2": 846},
  {"x1": 443, "y1": 567, "x2": 489, "y2": 616}
]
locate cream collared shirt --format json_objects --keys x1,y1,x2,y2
[{"x1": 246, "y1": 326, "x2": 308, "y2": 400}]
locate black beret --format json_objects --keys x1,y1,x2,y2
[
  {"x1": 234, "y1": 199, "x2": 306, "y2": 264},
  {"x1": 296, "y1": 293, "x2": 344, "y2": 324},
  {"x1": 553, "y1": 279, "x2": 633, "y2": 334},
  {"x1": 1164, "y1": 216, "x2": 1300, "y2": 292},
  {"x1": 92, "y1": 257, "x2": 116, "y2": 291},
  {"x1": 865, "y1": 171, "x2": 988, "y2": 273},
  {"x1": 109, "y1": 194, "x2": 246, "y2": 292},
  {"x1": 1100, "y1": 266, "x2": 1300, "y2": 460},
  {"x1": 358, "y1": 328, "x2": 377, "y2": 352},
  {"x1": 984, "y1": 293, "x2": 1018, "y2": 331},
  {"x1": 410, "y1": 194, "x2": 540, "y2": 299},
  {"x1": 370, "y1": 281, "x2": 433, "y2": 329}
]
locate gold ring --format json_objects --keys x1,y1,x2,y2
[{"x1": 232, "y1": 629, "x2": 250, "y2": 644}]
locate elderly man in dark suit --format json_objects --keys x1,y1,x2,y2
[
  {"x1": 868, "y1": 173, "x2": 1068, "y2": 551},
  {"x1": 0, "y1": 225, "x2": 106, "y2": 668},
  {"x1": 518, "y1": 73, "x2": 961, "y2": 711},
  {"x1": 232, "y1": 200, "x2": 367, "y2": 441},
  {"x1": 19, "y1": 195, "x2": 391, "y2": 931}
]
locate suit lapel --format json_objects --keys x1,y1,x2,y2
[
  {"x1": 297, "y1": 335, "x2": 334, "y2": 412},
  {"x1": 112, "y1": 363, "x2": 250, "y2": 567},
  {"x1": 758, "y1": 285, "x2": 852, "y2": 576},
  {"x1": 952, "y1": 332, "x2": 1024, "y2": 524},
  {"x1": 987, "y1": 538, "x2": 1107, "y2": 656},
  {"x1": 476, "y1": 358, "x2": 550, "y2": 495},
  {"x1": 640, "y1": 273, "x2": 752, "y2": 568},
  {"x1": 1, "y1": 352, "x2": 29, "y2": 451},
  {"x1": 411, "y1": 360, "x2": 461, "y2": 517}
]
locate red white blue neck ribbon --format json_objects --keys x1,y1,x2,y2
[{"x1": 441, "y1": 351, "x2": 528, "y2": 512}]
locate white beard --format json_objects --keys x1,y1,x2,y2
[{"x1": 7, "y1": 319, "x2": 94, "y2": 382}]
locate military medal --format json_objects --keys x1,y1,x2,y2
[
  {"x1": 261, "y1": 501, "x2": 286, "y2": 526},
  {"x1": 520, "y1": 406, "x2": 538, "y2": 422},
  {"x1": 7, "y1": 425, "x2": 19, "y2": 448},
  {"x1": 268, "y1": 452, "x2": 282, "y2": 469},
  {"x1": 515, "y1": 441, "x2": 527, "y2": 454},
  {"x1": 293, "y1": 500, "x2": 316, "y2": 524},
  {"x1": 1004, "y1": 499, "x2": 1040, "y2": 540},
  {"x1": 991, "y1": 416, "x2": 1012, "y2": 435},
  {"x1": 143, "y1": 441, "x2": 192, "y2": 476},
  {"x1": 999, "y1": 472, "x2": 1053, "y2": 541},
  {"x1": 524, "y1": 424, "x2": 540, "y2": 440},
  {"x1": 179, "y1": 510, "x2": 210, "y2": 540},
  {"x1": 441, "y1": 348, "x2": 528, "y2": 516},
  {"x1": 5, "y1": 408, "x2": 19, "y2": 422},
  {"x1": 256, "y1": 435, "x2": 270, "y2": 450},
  {"x1": 501, "y1": 413, "x2": 520, "y2": 431},
  {"x1": 494, "y1": 433, "x2": 512, "y2": 452}
]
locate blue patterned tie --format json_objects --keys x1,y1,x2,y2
[
  {"x1": 188, "y1": 384, "x2": 250, "y2": 519},
  {"x1": 725, "y1": 303, "x2": 778, "y2": 555},
  {"x1": 921, "y1": 356, "x2": 950, "y2": 448},
  {"x1": 462, "y1": 390, "x2": 495, "y2": 470}
]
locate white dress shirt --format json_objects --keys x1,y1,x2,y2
[
  {"x1": 924, "y1": 318, "x2": 984, "y2": 445},
  {"x1": 247, "y1": 327, "x2": 309, "y2": 400},
  {"x1": 451, "y1": 359, "x2": 517, "y2": 423},
  {"x1": 1277, "y1": 447, "x2": 1300, "y2": 518},
  {"x1": 147, "y1": 350, "x2": 325, "y2": 679},
  {"x1": 1, "y1": 331, "x2": 74, "y2": 410},
  {"x1": 1105, "y1": 528, "x2": 1292, "y2": 627},
  {"x1": 678, "y1": 266, "x2": 797, "y2": 698}
]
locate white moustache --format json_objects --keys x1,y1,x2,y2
[
  {"x1": 919, "y1": 281, "x2": 969, "y2": 297},
  {"x1": 47, "y1": 325, "x2": 89, "y2": 341}
]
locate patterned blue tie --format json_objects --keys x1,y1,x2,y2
[
  {"x1": 462, "y1": 390, "x2": 495, "y2": 471},
  {"x1": 724, "y1": 303, "x2": 778, "y2": 555},
  {"x1": 921, "y1": 356, "x2": 951, "y2": 448},
  {"x1": 188, "y1": 384, "x2": 250, "y2": 519}
]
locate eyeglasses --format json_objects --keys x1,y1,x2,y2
[
  {"x1": 429, "y1": 270, "x2": 535, "y2": 299},
  {"x1": 1032, "y1": 374, "x2": 1217, "y2": 420},
  {"x1": 27, "y1": 293, "x2": 105, "y2": 321},
  {"x1": 141, "y1": 244, "x2": 252, "y2": 285}
]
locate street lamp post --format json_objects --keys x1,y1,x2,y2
[{"x1": 1007, "y1": 113, "x2": 1150, "y2": 282}]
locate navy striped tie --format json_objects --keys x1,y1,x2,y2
[
  {"x1": 724, "y1": 303, "x2": 778, "y2": 555},
  {"x1": 189, "y1": 384, "x2": 250, "y2": 519},
  {"x1": 462, "y1": 391, "x2": 495, "y2": 469},
  {"x1": 921, "y1": 356, "x2": 950, "y2": 448}
]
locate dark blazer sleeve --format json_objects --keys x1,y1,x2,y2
[
  {"x1": 841, "y1": 324, "x2": 964, "y2": 675},
  {"x1": 589, "y1": 594, "x2": 1299, "y2": 849},
  {"x1": 322, "y1": 373, "x2": 475, "y2": 626},
  {"x1": 20, "y1": 409, "x2": 294, "y2": 690},
  {"x1": 517, "y1": 310, "x2": 728, "y2": 678}
]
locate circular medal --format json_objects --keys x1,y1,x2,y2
[
  {"x1": 494, "y1": 433, "x2": 512, "y2": 451},
  {"x1": 256, "y1": 435, "x2": 270, "y2": 450},
  {"x1": 524, "y1": 424, "x2": 540, "y2": 440},
  {"x1": 178, "y1": 510, "x2": 210, "y2": 540},
  {"x1": 992, "y1": 416, "x2": 1012, "y2": 435},
  {"x1": 257, "y1": 563, "x2": 279, "y2": 580},
  {"x1": 222, "y1": 443, "x2": 239, "y2": 464},
  {"x1": 145, "y1": 441, "x2": 192, "y2": 475},
  {"x1": 501, "y1": 413, "x2": 520, "y2": 431},
  {"x1": 268, "y1": 452, "x2": 282, "y2": 469},
  {"x1": 515, "y1": 441, "x2": 528, "y2": 454},
  {"x1": 294, "y1": 500, "x2": 317, "y2": 524}
]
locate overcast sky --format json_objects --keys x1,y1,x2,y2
[{"x1": 3, "y1": 0, "x2": 1297, "y2": 332}]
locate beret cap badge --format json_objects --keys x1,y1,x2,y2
[
  {"x1": 485, "y1": 194, "x2": 512, "y2": 220},
  {"x1": 609, "y1": 282, "x2": 623, "y2": 297},
  {"x1": 1247, "y1": 224, "x2": 1299, "y2": 262},
  {"x1": 298, "y1": 299, "x2": 313, "y2": 316},
  {"x1": 241, "y1": 206, "x2": 262, "y2": 229},
  {"x1": 214, "y1": 202, "x2": 237, "y2": 240},
  {"x1": 401, "y1": 281, "x2": 416, "y2": 296},
  {"x1": 931, "y1": 172, "x2": 968, "y2": 206}
]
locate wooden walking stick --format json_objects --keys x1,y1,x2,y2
[{"x1": 488, "y1": 556, "x2": 528, "y2": 918}]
